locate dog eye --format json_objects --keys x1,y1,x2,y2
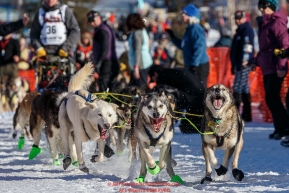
[
  {"x1": 159, "y1": 104, "x2": 163, "y2": 108},
  {"x1": 98, "y1": 114, "x2": 102, "y2": 117},
  {"x1": 222, "y1": 88, "x2": 225, "y2": 91},
  {"x1": 108, "y1": 114, "x2": 112, "y2": 117},
  {"x1": 147, "y1": 105, "x2": 152, "y2": 109}
]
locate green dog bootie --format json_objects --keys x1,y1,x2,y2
[
  {"x1": 18, "y1": 136, "x2": 25, "y2": 150},
  {"x1": 53, "y1": 159, "x2": 61, "y2": 166},
  {"x1": 171, "y1": 175, "x2": 184, "y2": 184},
  {"x1": 147, "y1": 161, "x2": 161, "y2": 175},
  {"x1": 135, "y1": 175, "x2": 145, "y2": 183},
  {"x1": 116, "y1": 149, "x2": 125, "y2": 156},
  {"x1": 28, "y1": 145, "x2": 42, "y2": 160},
  {"x1": 72, "y1": 161, "x2": 79, "y2": 167}
]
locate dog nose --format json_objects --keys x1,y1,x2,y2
[
  {"x1": 104, "y1": 123, "x2": 110, "y2": 129},
  {"x1": 153, "y1": 112, "x2": 160, "y2": 118},
  {"x1": 215, "y1": 88, "x2": 220, "y2": 93}
]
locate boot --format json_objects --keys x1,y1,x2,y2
[
  {"x1": 233, "y1": 93, "x2": 242, "y2": 110},
  {"x1": 241, "y1": 93, "x2": 252, "y2": 122}
]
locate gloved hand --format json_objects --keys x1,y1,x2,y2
[
  {"x1": 58, "y1": 49, "x2": 69, "y2": 58},
  {"x1": 36, "y1": 47, "x2": 47, "y2": 58},
  {"x1": 274, "y1": 48, "x2": 288, "y2": 59}
]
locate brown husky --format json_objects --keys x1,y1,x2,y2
[{"x1": 200, "y1": 84, "x2": 244, "y2": 184}]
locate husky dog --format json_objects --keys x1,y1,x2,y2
[
  {"x1": 28, "y1": 64, "x2": 94, "y2": 165},
  {"x1": 108, "y1": 86, "x2": 141, "y2": 157},
  {"x1": 0, "y1": 77, "x2": 30, "y2": 112},
  {"x1": 12, "y1": 91, "x2": 40, "y2": 149},
  {"x1": 59, "y1": 64, "x2": 118, "y2": 174},
  {"x1": 133, "y1": 91, "x2": 183, "y2": 184},
  {"x1": 200, "y1": 84, "x2": 244, "y2": 184}
]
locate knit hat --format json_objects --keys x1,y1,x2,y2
[
  {"x1": 258, "y1": 0, "x2": 278, "y2": 11},
  {"x1": 181, "y1": 4, "x2": 200, "y2": 18}
]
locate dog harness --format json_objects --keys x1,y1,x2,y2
[
  {"x1": 82, "y1": 122, "x2": 91, "y2": 140},
  {"x1": 144, "y1": 123, "x2": 167, "y2": 147},
  {"x1": 64, "y1": 90, "x2": 93, "y2": 106},
  {"x1": 209, "y1": 115, "x2": 242, "y2": 147}
]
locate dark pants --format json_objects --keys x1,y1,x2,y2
[
  {"x1": 155, "y1": 62, "x2": 209, "y2": 132},
  {"x1": 264, "y1": 73, "x2": 289, "y2": 134},
  {"x1": 129, "y1": 68, "x2": 149, "y2": 88},
  {"x1": 98, "y1": 60, "x2": 119, "y2": 92}
]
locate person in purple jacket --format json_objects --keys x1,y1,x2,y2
[
  {"x1": 255, "y1": 0, "x2": 289, "y2": 140},
  {"x1": 87, "y1": 10, "x2": 119, "y2": 92}
]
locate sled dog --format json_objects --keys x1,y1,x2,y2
[
  {"x1": 59, "y1": 64, "x2": 118, "y2": 174},
  {"x1": 12, "y1": 91, "x2": 40, "y2": 149},
  {"x1": 133, "y1": 91, "x2": 183, "y2": 184},
  {"x1": 200, "y1": 84, "x2": 244, "y2": 184}
]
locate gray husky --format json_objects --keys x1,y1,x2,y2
[
  {"x1": 133, "y1": 91, "x2": 183, "y2": 184},
  {"x1": 200, "y1": 84, "x2": 244, "y2": 184}
]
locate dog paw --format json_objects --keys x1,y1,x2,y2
[
  {"x1": 232, "y1": 168, "x2": 244, "y2": 181},
  {"x1": 104, "y1": 145, "x2": 115, "y2": 158},
  {"x1": 90, "y1": 155, "x2": 103, "y2": 163},
  {"x1": 79, "y1": 164, "x2": 89, "y2": 174},
  {"x1": 200, "y1": 176, "x2": 212, "y2": 184},
  {"x1": 63, "y1": 156, "x2": 72, "y2": 170},
  {"x1": 215, "y1": 165, "x2": 228, "y2": 176}
]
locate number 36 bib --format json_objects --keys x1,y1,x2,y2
[{"x1": 39, "y1": 5, "x2": 67, "y2": 46}]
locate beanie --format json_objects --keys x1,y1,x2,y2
[
  {"x1": 181, "y1": 4, "x2": 200, "y2": 18},
  {"x1": 258, "y1": 0, "x2": 278, "y2": 11}
]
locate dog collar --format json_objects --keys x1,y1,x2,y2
[{"x1": 144, "y1": 123, "x2": 167, "y2": 147}]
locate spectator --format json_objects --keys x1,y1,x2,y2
[
  {"x1": 230, "y1": 10, "x2": 255, "y2": 122},
  {"x1": 18, "y1": 37, "x2": 30, "y2": 70},
  {"x1": 150, "y1": 4, "x2": 209, "y2": 133},
  {"x1": 255, "y1": 0, "x2": 289, "y2": 140},
  {"x1": 213, "y1": 18, "x2": 232, "y2": 48},
  {"x1": 30, "y1": 0, "x2": 80, "y2": 76},
  {"x1": 126, "y1": 13, "x2": 153, "y2": 88},
  {"x1": 0, "y1": 34, "x2": 20, "y2": 93},
  {"x1": 0, "y1": 14, "x2": 29, "y2": 36},
  {"x1": 87, "y1": 10, "x2": 119, "y2": 92},
  {"x1": 75, "y1": 32, "x2": 93, "y2": 70},
  {"x1": 153, "y1": 45, "x2": 170, "y2": 67}
]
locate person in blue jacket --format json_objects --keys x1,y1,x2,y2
[{"x1": 150, "y1": 4, "x2": 210, "y2": 133}]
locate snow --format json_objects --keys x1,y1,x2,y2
[{"x1": 0, "y1": 112, "x2": 289, "y2": 193}]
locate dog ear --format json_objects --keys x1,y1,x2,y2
[
  {"x1": 85, "y1": 102, "x2": 95, "y2": 109},
  {"x1": 109, "y1": 103, "x2": 119, "y2": 111}
]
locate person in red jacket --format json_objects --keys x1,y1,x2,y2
[{"x1": 75, "y1": 32, "x2": 93, "y2": 69}]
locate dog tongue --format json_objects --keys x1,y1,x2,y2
[
  {"x1": 213, "y1": 99, "x2": 223, "y2": 109},
  {"x1": 149, "y1": 117, "x2": 166, "y2": 133},
  {"x1": 98, "y1": 126, "x2": 107, "y2": 140}
]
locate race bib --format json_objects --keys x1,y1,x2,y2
[{"x1": 41, "y1": 22, "x2": 67, "y2": 45}]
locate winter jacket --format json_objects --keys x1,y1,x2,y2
[
  {"x1": 256, "y1": 11, "x2": 289, "y2": 75},
  {"x1": 230, "y1": 22, "x2": 254, "y2": 70},
  {"x1": 0, "y1": 20, "x2": 24, "y2": 36},
  {"x1": 0, "y1": 38, "x2": 20, "y2": 66},
  {"x1": 92, "y1": 22, "x2": 118, "y2": 65},
  {"x1": 30, "y1": 0, "x2": 80, "y2": 55},
  {"x1": 128, "y1": 29, "x2": 153, "y2": 69},
  {"x1": 171, "y1": 23, "x2": 209, "y2": 67}
]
